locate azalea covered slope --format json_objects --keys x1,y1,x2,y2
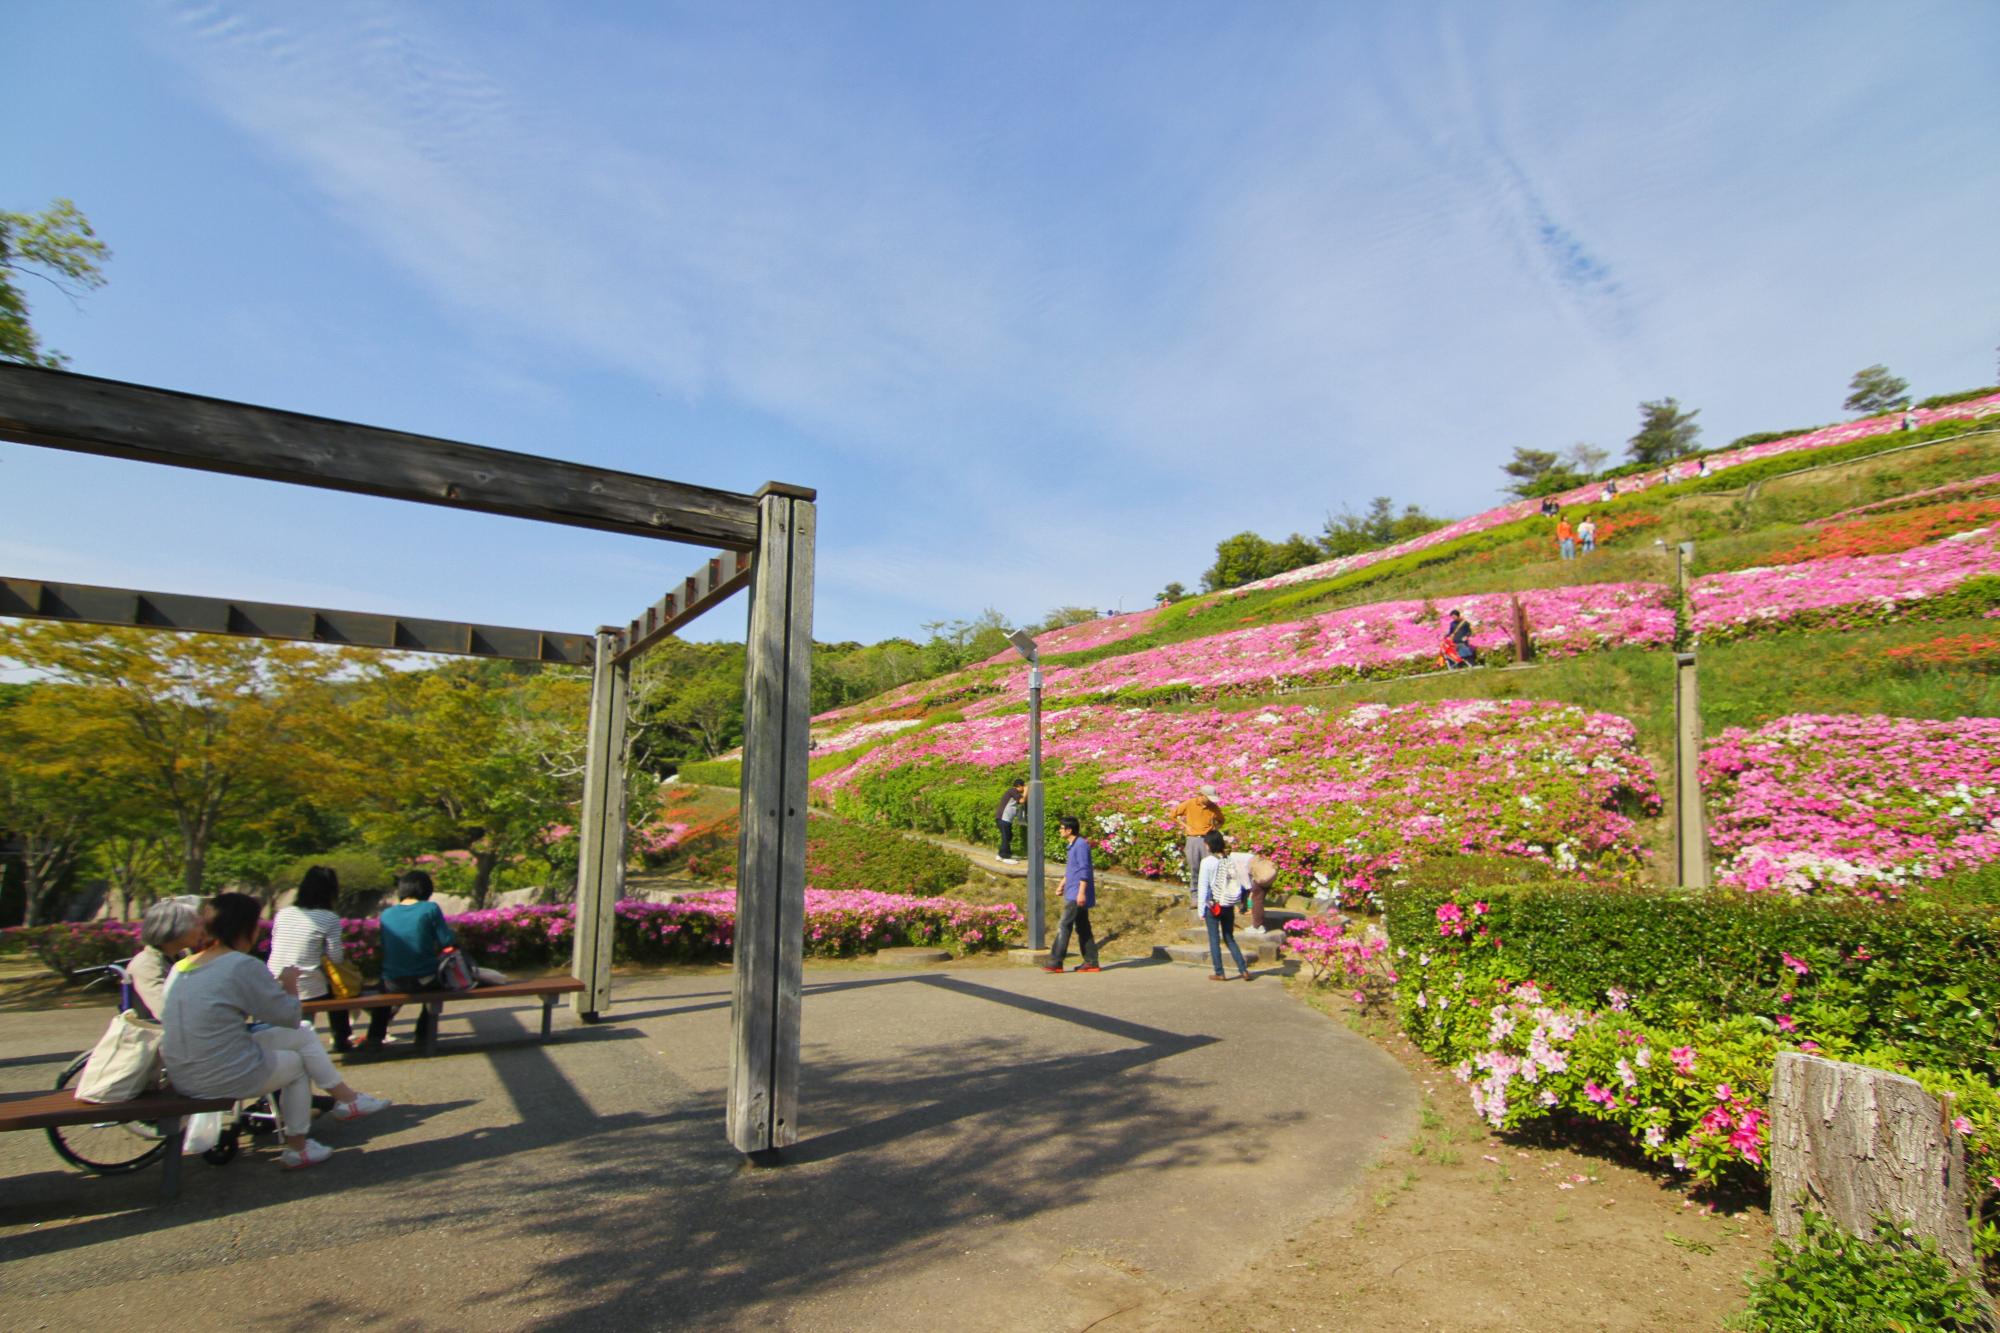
[
  {"x1": 1701, "y1": 714, "x2": 2000, "y2": 897},
  {"x1": 1689, "y1": 526, "x2": 2000, "y2": 639},
  {"x1": 819, "y1": 698, "x2": 1662, "y2": 905}
]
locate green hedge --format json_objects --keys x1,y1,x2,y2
[
  {"x1": 1917, "y1": 387, "x2": 2000, "y2": 410},
  {"x1": 828, "y1": 758, "x2": 1110, "y2": 862},
  {"x1": 677, "y1": 758, "x2": 742, "y2": 786},
  {"x1": 805, "y1": 817, "x2": 971, "y2": 897},
  {"x1": 1383, "y1": 881, "x2": 2000, "y2": 1076}
]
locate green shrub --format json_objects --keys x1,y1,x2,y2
[
  {"x1": 274, "y1": 848, "x2": 393, "y2": 917},
  {"x1": 1383, "y1": 882, "x2": 2000, "y2": 1077},
  {"x1": 805, "y1": 818, "x2": 971, "y2": 897},
  {"x1": 1731, "y1": 1212, "x2": 1989, "y2": 1332},
  {"x1": 830, "y1": 759, "x2": 1114, "y2": 865},
  {"x1": 677, "y1": 758, "x2": 742, "y2": 786},
  {"x1": 1919, "y1": 387, "x2": 2000, "y2": 410},
  {"x1": 4, "y1": 921, "x2": 142, "y2": 979},
  {"x1": 1727, "y1": 428, "x2": 1825, "y2": 451}
]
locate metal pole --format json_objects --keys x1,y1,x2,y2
[
  {"x1": 1675, "y1": 650, "x2": 1711, "y2": 889},
  {"x1": 1027, "y1": 664, "x2": 1046, "y2": 952}
]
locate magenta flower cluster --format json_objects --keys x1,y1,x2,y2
[
  {"x1": 948, "y1": 582, "x2": 1674, "y2": 711},
  {"x1": 1689, "y1": 526, "x2": 2000, "y2": 639},
  {"x1": 974, "y1": 607, "x2": 1160, "y2": 665},
  {"x1": 1700, "y1": 713, "x2": 2000, "y2": 896}
]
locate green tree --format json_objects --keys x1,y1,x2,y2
[
  {"x1": 1202, "y1": 531, "x2": 1275, "y2": 590},
  {"x1": 1156, "y1": 581, "x2": 1188, "y2": 604},
  {"x1": 1843, "y1": 363, "x2": 1911, "y2": 416},
  {"x1": 1034, "y1": 606, "x2": 1101, "y2": 633},
  {"x1": 1564, "y1": 442, "x2": 1609, "y2": 475},
  {"x1": 0, "y1": 624, "x2": 351, "y2": 895},
  {"x1": 1625, "y1": 397, "x2": 1702, "y2": 465},
  {"x1": 0, "y1": 684, "x2": 110, "y2": 924},
  {"x1": 333, "y1": 660, "x2": 591, "y2": 908},
  {"x1": 1, "y1": 199, "x2": 110, "y2": 367},
  {"x1": 1321, "y1": 497, "x2": 1445, "y2": 557},
  {"x1": 1500, "y1": 447, "x2": 1561, "y2": 498}
]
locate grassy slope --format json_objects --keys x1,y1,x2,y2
[{"x1": 812, "y1": 426, "x2": 2000, "y2": 886}]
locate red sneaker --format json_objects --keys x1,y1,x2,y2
[
  {"x1": 1076, "y1": 965, "x2": 1102, "y2": 973},
  {"x1": 1040, "y1": 965, "x2": 1064, "y2": 973}
]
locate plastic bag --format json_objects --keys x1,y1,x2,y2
[{"x1": 183, "y1": 1110, "x2": 224, "y2": 1155}]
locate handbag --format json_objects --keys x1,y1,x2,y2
[
  {"x1": 434, "y1": 947, "x2": 477, "y2": 993},
  {"x1": 321, "y1": 956, "x2": 364, "y2": 1000},
  {"x1": 75, "y1": 1009, "x2": 164, "y2": 1103}
]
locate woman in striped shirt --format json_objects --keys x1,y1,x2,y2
[{"x1": 268, "y1": 865, "x2": 386, "y2": 1053}]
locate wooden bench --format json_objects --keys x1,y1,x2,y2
[
  {"x1": 302, "y1": 976, "x2": 587, "y2": 1057},
  {"x1": 0, "y1": 1086, "x2": 233, "y2": 1201}
]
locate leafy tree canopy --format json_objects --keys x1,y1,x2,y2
[
  {"x1": 1844, "y1": 363, "x2": 1911, "y2": 416},
  {"x1": 1625, "y1": 397, "x2": 1702, "y2": 465},
  {"x1": 1, "y1": 199, "x2": 110, "y2": 367}
]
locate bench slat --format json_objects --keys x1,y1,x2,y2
[
  {"x1": 300, "y1": 977, "x2": 584, "y2": 1014},
  {"x1": 0, "y1": 1087, "x2": 233, "y2": 1132}
]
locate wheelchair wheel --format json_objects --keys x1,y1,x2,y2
[
  {"x1": 203, "y1": 1128, "x2": 241, "y2": 1166},
  {"x1": 46, "y1": 1053, "x2": 171, "y2": 1175}
]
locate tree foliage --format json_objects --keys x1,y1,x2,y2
[
  {"x1": 1843, "y1": 363, "x2": 1911, "y2": 416},
  {"x1": 1625, "y1": 397, "x2": 1702, "y2": 465},
  {"x1": 0, "y1": 199, "x2": 110, "y2": 367}
]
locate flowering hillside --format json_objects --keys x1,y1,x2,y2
[
  {"x1": 820, "y1": 699, "x2": 1662, "y2": 903},
  {"x1": 1236, "y1": 394, "x2": 2000, "y2": 594},
  {"x1": 974, "y1": 607, "x2": 1159, "y2": 664},
  {"x1": 1701, "y1": 714, "x2": 2000, "y2": 897},
  {"x1": 1690, "y1": 527, "x2": 2000, "y2": 639}
]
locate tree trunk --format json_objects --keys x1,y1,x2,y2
[
  {"x1": 1770, "y1": 1052, "x2": 1974, "y2": 1272},
  {"x1": 472, "y1": 850, "x2": 498, "y2": 910}
]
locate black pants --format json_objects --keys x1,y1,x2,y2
[
  {"x1": 368, "y1": 975, "x2": 445, "y2": 1048},
  {"x1": 1051, "y1": 900, "x2": 1098, "y2": 968},
  {"x1": 997, "y1": 819, "x2": 1014, "y2": 858},
  {"x1": 326, "y1": 1007, "x2": 391, "y2": 1051}
]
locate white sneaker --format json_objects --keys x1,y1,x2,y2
[
  {"x1": 281, "y1": 1139, "x2": 333, "y2": 1170},
  {"x1": 998, "y1": 856, "x2": 1018, "y2": 864},
  {"x1": 333, "y1": 1093, "x2": 392, "y2": 1121}
]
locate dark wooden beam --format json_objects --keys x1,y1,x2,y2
[
  {"x1": 0, "y1": 577, "x2": 593, "y2": 665},
  {"x1": 611, "y1": 549, "x2": 754, "y2": 664},
  {"x1": 0, "y1": 363, "x2": 767, "y2": 551}
]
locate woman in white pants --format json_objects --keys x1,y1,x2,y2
[{"x1": 162, "y1": 893, "x2": 391, "y2": 1170}]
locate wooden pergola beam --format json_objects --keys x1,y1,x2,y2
[
  {"x1": 0, "y1": 576, "x2": 593, "y2": 665},
  {"x1": 612, "y1": 549, "x2": 755, "y2": 665},
  {"x1": 0, "y1": 363, "x2": 764, "y2": 551}
]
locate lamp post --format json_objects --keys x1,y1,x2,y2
[{"x1": 1006, "y1": 628, "x2": 1046, "y2": 952}]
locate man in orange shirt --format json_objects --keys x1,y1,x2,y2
[
  {"x1": 1556, "y1": 515, "x2": 1576, "y2": 561},
  {"x1": 1172, "y1": 785, "x2": 1225, "y2": 905}
]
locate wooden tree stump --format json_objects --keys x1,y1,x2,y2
[{"x1": 1770, "y1": 1052, "x2": 1973, "y2": 1272}]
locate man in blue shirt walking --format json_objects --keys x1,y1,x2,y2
[{"x1": 1043, "y1": 815, "x2": 1101, "y2": 973}]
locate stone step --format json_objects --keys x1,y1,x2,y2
[{"x1": 1155, "y1": 937, "x2": 1286, "y2": 968}]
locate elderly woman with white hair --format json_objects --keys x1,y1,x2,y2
[{"x1": 126, "y1": 896, "x2": 206, "y2": 1022}]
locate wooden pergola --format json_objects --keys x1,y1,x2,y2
[{"x1": 0, "y1": 362, "x2": 814, "y2": 1157}]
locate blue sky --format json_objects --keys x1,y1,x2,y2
[{"x1": 5, "y1": 1, "x2": 1997, "y2": 645}]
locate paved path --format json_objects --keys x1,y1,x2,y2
[{"x1": 0, "y1": 960, "x2": 1415, "y2": 1331}]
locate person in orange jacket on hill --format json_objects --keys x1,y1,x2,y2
[{"x1": 1556, "y1": 515, "x2": 1576, "y2": 561}]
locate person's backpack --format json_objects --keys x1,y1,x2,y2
[
  {"x1": 1210, "y1": 857, "x2": 1246, "y2": 910},
  {"x1": 434, "y1": 947, "x2": 477, "y2": 992}
]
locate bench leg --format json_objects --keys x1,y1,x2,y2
[
  {"x1": 541, "y1": 994, "x2": 555, "y2": 1041},
  {"x1": 160, "y1": 1116, "x2": 184, "y2": 1202},
  {"x1": 422, "y1": 1002, "x2": 443, "y2": 1057}
]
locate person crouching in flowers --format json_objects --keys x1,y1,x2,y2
[{"x1": 162, "y1": 893, "x2": 391, "y2": 1171}]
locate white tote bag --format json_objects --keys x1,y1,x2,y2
[{"x1": 74, "y1": 1009, "x2": 165, "y2": 1103}]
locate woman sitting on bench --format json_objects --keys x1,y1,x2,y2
[
  {"x1": 126, "y1": 896, "x2": 205, "y2": 1022},
  {"x1": 371, "y1": 870, "x2": 457, "y2": 1052},
  {"x1": 161, "y1": 893, "x2": 392, "y2": 1171}
]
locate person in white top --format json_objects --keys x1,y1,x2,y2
[
  {"x1": 164, "y1": 893, "x2": 392, "y2": 1170},
  {"x1": 1194, "y1": 832, "x2": 1280, "y2": 982},
  {"x1": 269, "y1": 865, "x2": 387, "y2": 1052}
]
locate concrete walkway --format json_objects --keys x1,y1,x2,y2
[{"x1": 0, "y1": 961, "x2": 1416, "y2": 1331}]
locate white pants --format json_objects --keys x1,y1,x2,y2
[{"x1": 250, "y1": 1025, "x2": 343, "y2": 1135}]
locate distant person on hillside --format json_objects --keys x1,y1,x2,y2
[
  {"x1": 1172, "y1": 785, "x2": 1226, "y2": 895},
  {"x1": 995, "y1": 777, "x2": 1025, "y2": 864},
  {"x1": 1042, "y1": 816, "x2": 1100, "y2": 973},
  {"x1": 1538, "y1": 496, "x2": 1560, "y2": 518},
  {"x1": 1556, "y1": 516, "x2": 1576, "y2": 561},
  {"x1": 1696, "y1": 458, "x2": 1711, "y2": 478},
  {"x1": 1441, "y1": 610, "x2": 1477, "y2": 670},
  {"x1": 1578, "y1": 515, "x2": 1597, "y2": 554},
  {"x1": 1903, "y1": 407, "x2": 1920, "y2": 432},
  {"x1": 1600, "y1": 480, "x2": 1617, "y2": 502}
]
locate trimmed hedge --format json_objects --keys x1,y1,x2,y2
[
  {"x1": 1383, "y1": 881, "x2": 2000, "y2": 1076},
  {"x1": 827, "y1": 758, "x2": 1110, "y2": 865},
  {"x1": 676, "y1": 758, "x2": 742, "y2": 786},
  {"x1": 1918, "y1": 387, "x2": 2000, "y2": 410}
]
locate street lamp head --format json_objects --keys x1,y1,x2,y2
[{"x1": 1006, "y1": 628, "x2": 1039, "y2": 664}]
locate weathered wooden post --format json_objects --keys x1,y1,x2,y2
[
  {"x1": 1771, "y1": 1052, "x2": 1974, "y2": 1272},
  {"x1": 1674, "y1": 651, "x2": 1709, "y2": 889},
  {"x1": 729, "y1": 484, "x2": 816, "y2": 1156},
  {"x1": 570, "y1": 627, "x2": 630, "y2": 1021}
]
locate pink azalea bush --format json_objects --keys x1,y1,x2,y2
[
  {"x1": 943, "y1": 582, "x2": 1674, "y2": 712},
  {"x1": 1689, "y1": 526, "x2": 2000, "y2": 639},
  {"x1": 808, "y1": 716, "x2": 924, "y2": 755},
  {"x1": 1813, "y1": 471, "x2": 2000, "y2": 526},
  {"x1": 1701, "y1": 714, "x2": 2000, "y2": 897},
  {"x1": 819, "y1": 698, "x2": 1662, "y2": 904},
  {"x1": 1284, "y1": 915, "x2": 1396, "y2": 1009}
]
